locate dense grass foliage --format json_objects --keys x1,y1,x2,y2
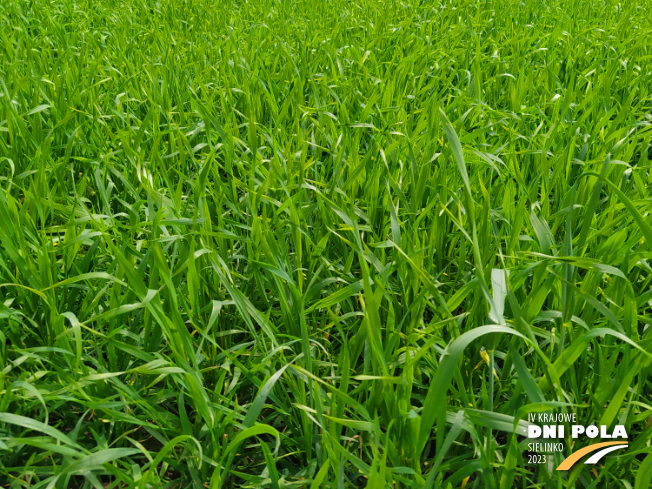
[{"x1": 1, "y1": 0, "x2": 652, "y2": 487}]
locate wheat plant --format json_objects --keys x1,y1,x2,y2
[{"x1": 1, "y1": 0, "x2": 652, "y2": 487}]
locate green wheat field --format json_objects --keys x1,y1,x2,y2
[{"x1": 1, "y1": 0, "x2": 652, "y2": 487}]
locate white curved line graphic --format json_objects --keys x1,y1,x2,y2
[{"x1": 584, "y1": 444, "x2": 628, "y2": 464}]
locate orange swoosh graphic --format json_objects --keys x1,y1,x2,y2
[{"x1": 556, "y1": 441, "x2": 627, "y2": 470}]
